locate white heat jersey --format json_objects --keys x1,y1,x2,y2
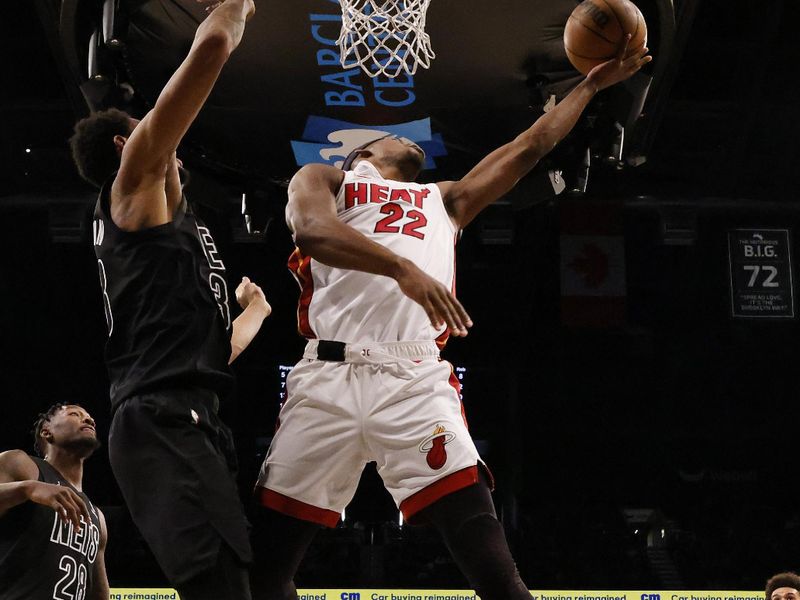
[{"x1": 289, "y1": 161, "x2": 458, "y2": 344}]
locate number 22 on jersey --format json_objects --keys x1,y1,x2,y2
[{"x1": 374, "y1": 203, "x2": 428, "y2": 240}]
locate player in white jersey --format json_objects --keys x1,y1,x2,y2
[
  {"x1": 254, "y1": 37, "x2": 651, "y2": 599},
  {"x1": 292, "y1": 160, "x2": 459, "y2": 344}
]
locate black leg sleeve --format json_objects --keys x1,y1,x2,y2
[
  {"x1": 250, "y1": 507, "x2": 321, "y2": 600},
  {"x1": 418, "y1": 473, "x2": 531, "y2": 600}
]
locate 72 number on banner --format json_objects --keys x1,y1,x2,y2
[{"x1": 743, "y1": 265, "x2": 779, "y2": 288}]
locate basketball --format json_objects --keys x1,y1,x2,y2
[{"x1": 564, "y1": 0, "x2": 647, "y2": 75}]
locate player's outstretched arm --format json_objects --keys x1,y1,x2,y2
[
  {"x1": 441, "y1": 36, "x2": 651, "y2": 229},
  {"x1": 229, "y1": 277, "x2": 272, "y2": 363},
  {"x1": 89, "y1": 509, "x2": 110, "y2": 600},
  {"x1": 288, "y1": 164, "x2": 472, "y2": 336},
  {"x1": 0, "y1": 450, "x2": 91, "y2": 530},
  {"x1": 113, "y1": 0, "x2": 255, "y2": 228}
]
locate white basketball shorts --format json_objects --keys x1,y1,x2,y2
[{"x1": 255, "y1": 340, "x2": 490, "y2": 527}]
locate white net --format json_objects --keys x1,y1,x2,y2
[{"x1": 337, "y1": 0, "x2": 435, "y2": 79}]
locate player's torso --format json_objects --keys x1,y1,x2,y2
[
  {"x1": 0, "y1": 458, "x2": 101, "y2": 600},
  {"x1": 293, "y1": 161, "x2": 458, "y2": 343},
  {"x1": 93, "y1": 178, "x2": 234, "y2": 405}
]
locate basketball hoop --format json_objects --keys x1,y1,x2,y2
[{"x1": 337, "y1": 0, "x2": 435, "y2": 79}]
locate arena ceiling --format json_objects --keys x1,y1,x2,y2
[
  {"x1": 57, "y1": 0, "x2": 664, "y2": 185},
  {"x1": 3, "y1": 0, "x2": 798, "y2": 205}
]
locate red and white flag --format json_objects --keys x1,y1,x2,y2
[{"x1": 559, "y1": 200, "x2": 626, "y2": 327}]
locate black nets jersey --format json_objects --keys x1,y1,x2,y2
[
  {"x1": 0, "y1": 457, "x2": 102, "y2": 600},
  {"x1": 93, "y1": 176, "x2": 234, "y2": 408}
]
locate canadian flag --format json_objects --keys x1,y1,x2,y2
[{"x1": 559, "y1": 200, "x2": 626, "y2": 327}]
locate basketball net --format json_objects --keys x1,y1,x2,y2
[{"x1": 337, "y1": 0, "x2": 435, "y2": 78}]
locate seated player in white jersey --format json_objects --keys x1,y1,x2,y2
[{"x1": 254, "y1": 37, "x2": 651, "y2": 599}]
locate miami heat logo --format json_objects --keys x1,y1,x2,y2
[{"x1": 418, "y1": 424, "x2": 456, "y2": 470}]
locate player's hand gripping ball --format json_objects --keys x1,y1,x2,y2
[{"x1": 564, "y1": 0, "x2": 647, "y2": 75}]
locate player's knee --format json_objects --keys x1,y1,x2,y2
[{"x1": 451, "y1": 510, "x2": 507, "y2": 556}]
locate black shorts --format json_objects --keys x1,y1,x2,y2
[{"x1": 108, "y1": 388, "x2": 252, "y2": 586}]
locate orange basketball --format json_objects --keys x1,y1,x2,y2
[{"x1": 564, "y1": 0, "x2": 647, "y2": 75}]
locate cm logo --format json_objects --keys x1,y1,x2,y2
[
  {"x1": 642, "y1": 595, "x2": 661, "y2": 600},
  {"x1": 341, "y1": 594, "x2": 360, "y2": 600}
]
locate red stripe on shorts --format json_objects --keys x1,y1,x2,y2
[
  {"x1": 257, "y1": 487, "x2": 340, "y2": 528},
  {"x1": 434, "y1": 230, "x2": 460, "y2": 350},
  {"x1": 288, "y1": 248, "x2": 316, "y2": 339},
  {"x1": 399, "y1": 465, "x2": 479, "y2": 522}
]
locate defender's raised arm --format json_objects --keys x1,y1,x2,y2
[{"x1": 111, "y1": 0, "x2": 255, "y2": 230}]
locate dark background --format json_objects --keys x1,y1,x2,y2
[{"x1": 2, "y1": 0, "x2": 800, "y2": 591}]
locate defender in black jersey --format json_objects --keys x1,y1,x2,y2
[
  {"x1": 0, "y1": 403, "x2": 109, "y2": 600},
  {"x1": 68, "y1": 1, "x2": 265, "y2": 598}
]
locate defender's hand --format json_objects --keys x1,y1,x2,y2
[
  {"x1": 235, "y1": 277, "x2": 271, "y2": 315},
  {"x1": 586, "y1": 34, "x2": 652, "y2": 92},
  {"x1": 197, "y1": 0, "x2": 255, "y2": 19},
  {"x1": 27, "y1": 481, "x2": 91, "y2": 531},
  {"x1": 394, "y1": 261, "x2": 472, "y2": 336}
]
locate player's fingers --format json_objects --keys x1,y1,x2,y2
[
  {"x1": 58, "y1": 495, "x2": 83, "y2": 530},
  {"x1": 616, "y1": 33, "x2": 631, "y2": 61},
  {"x1": 62, "y1": 493, "x2": 85, "y2": 528},
  {"x1": 434, "y1": 293, "x2": 464, "y2": 336},
  {"x1": 59, "y1": 489, "x2": 85, "y2": 524},
  {"x1": 627, "y1": 54, "x2": 652, "y2": 74},
  {"x1": 69, "y1": 491, "x2": 92, "y2": 529},
  {"x1": 441, "y1": 287, "x2": 472, "y2": 333},
  {"x1": 438, "y1": 288, "x2": 470, "y2": 326},
  {"x1": 445, "y1": 299, "x2": 468, "y2": 336},
  {"x1": 624, "y1": 46, "x2": 649, "y2": 65},
  {"x1": 52, "y1": 501, "x2": 70, "y2": 524},
  {"x1": 422, "y1": 298, "x2": 444, "y2": 329},
  {"x1": 449, "y1": 294, "x2": 473, "y2": 331},
  {"x1": 435, "y1": 289, "x2": 469, "y2": 336}
]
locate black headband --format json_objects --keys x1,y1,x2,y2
[{"x1": 340, "y1": 134, "x2": 394, "y2": 171}]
